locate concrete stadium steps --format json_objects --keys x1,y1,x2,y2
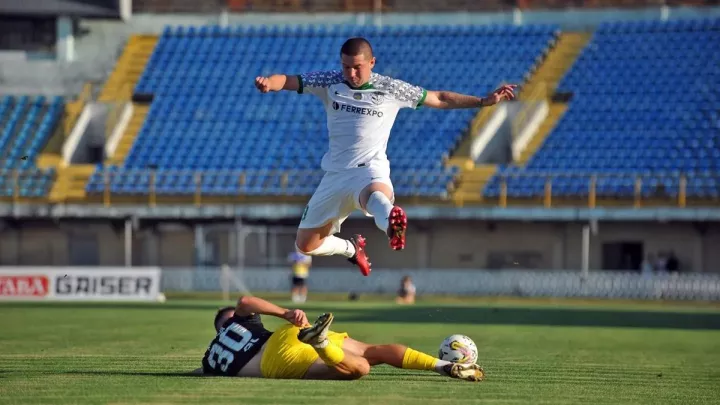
[
  {"x1": 62, "y1": 83, "x2": 95, "y2": 138},
  {"x1": 450, "y1": 107, "x2": 496, "y2": 159},
  {"x1": 108, "y1": 104, "x2": 149, "y2": 165},
  {"x1": 48, "y1": 164, "x2": 96, "y2": 202},
  {"x1": 36, "y1": 124, "x2": 65, "y2": 171},
  {"x1": 99, "y1": 35, "x2": 158, "y2": 102},
  {"x1": 445, "y1": 156, "x2": 474, "y2": 170},
  {"x1": 449, "y1": 33, "x2": 585, "y2": 162},
  {"x1": 517, "y1": 102, "x2": 568, "y2": 165},
  {"x1": 36, "y1": 85, "x2": 95, "y2": 201},
  {"x1": 451, "y1": 163, "x2": 498, "y2": 205},
  {"x1": 519, "y1": 32, "x2": 591, "y2": 99},
  {"x1": 514, "y1": 32, "x2": 590, "y2": 166},
  {"x1": 35, "y1": 153, "x2": 62, "y2": 171}
]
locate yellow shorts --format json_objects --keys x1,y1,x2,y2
[{"x1": 260, "y1": 324, "x2": 349, "y2": 379}]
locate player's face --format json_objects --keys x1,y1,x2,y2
[{"x1": 341, "y1": 53, "x2": 375, "y2": 88}]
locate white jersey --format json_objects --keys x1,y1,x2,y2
[{"x1": 297, "y1": 70, "x2": 427, "y2": 173}]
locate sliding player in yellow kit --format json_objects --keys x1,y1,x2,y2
[{"x1": 196, "y1": 295, "x2": 484, "y2": 381}]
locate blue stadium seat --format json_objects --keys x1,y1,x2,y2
[
  {"x1": 87, "y1": 24, "x2": 558, "y2": 197},
  {"x1": 0, "y1": 95, "x2": 62, "y2": 197},
  {"x1": 485, "y1": 18, "x2": 720, "y2": 200}
]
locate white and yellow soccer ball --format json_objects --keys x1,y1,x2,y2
[{"x1": 438, "y1": 334, "x2": 478, "y2": 364}]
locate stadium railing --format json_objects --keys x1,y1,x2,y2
[
  {"x1": 81, "y1": 168, "x2": 453, "y2": 206},
  {"x1": 1, "y1": 168, "x2": 717, "y2": 208},
  {"x1": 487, "y1": 172, "x2": 720, "y2": 209}
]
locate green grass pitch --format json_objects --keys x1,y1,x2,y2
[{"x1": 1, "y1": 295, "x2": 719, "y2": 405}]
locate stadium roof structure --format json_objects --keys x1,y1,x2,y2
[{"x1": 0, "y1": 0, "x2": 118, "y2": 18}]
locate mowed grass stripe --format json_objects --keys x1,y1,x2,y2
[
  {"x1": 1, "y1": 301, "x2": 719, "y2": 405},
  {"x1": 2, "y1": 357, "x2": 717, "y2": 370},
  {"x1": 4, "y1": 358, "x2": 715, "y2": 382},
  {"x1": 4, "y1": 356, "x2": 717, "y2": 368}
]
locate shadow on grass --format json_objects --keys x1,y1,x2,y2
[
  {"x1": 60, "y1": 370, "x2": 439, "y2": 381},
  {"x1": 61, "y1": 370, "x2": 207, "y2": 378},
  {"x1": 332, "y1": 306, "x2": 720, "y2": 330},
  {"x1": 3, "y1": 302, "x2": 719, "y2": 330}
]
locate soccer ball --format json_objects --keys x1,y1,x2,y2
[{"x1": 438, "y1": 334, "x2": 478, "y2": 364}]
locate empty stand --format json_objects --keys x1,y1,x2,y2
[
  {"x1": 485, "y1": 18, "x2": 720, "y2": 201},
  {"x1": 0, "y1": 95, "x2": 62, "y2": 198},
  {"x1": 45, "y1": 35, "x2": 161, "y2": 203},
  {"x1": 451, "y1": 30, "x2": 584, "y2": 205},
  {"x1": 87, "y1": 24, "x2": 558, "y2": 199}
]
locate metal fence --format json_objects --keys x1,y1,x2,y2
[
  {"x1": 2, "y1": 168, "x2": 718, "y2": 208},
  {"x1": 160, "y1": 266, "x2": 720, "y2": 301}
]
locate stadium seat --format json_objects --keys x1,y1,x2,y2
[
  {"x1": 87, "y1": 24, "x2": 559, "y2": 198},
  {"x1": 484, "y1": 18, "x2": 720, "y2": 200},
  {"x1": 0, "y1": 95, "x2": 62, "y2": 198}
]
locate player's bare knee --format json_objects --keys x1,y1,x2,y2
[
  {"x1": 295, "y1": 239, "x2": 315, "y2": 254},
  {"x1": 359, "y1": 183, "x2": 394, "y2": 209},
  {"x1": 296, "y1": 224, "x2": 333, "y2": 253},
  {"x1": 295, "y1": 230, "x2": 318, "y2": 253}
]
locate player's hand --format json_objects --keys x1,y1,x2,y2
[
  {"x1": 482, "y1": 84, "x2": 517, "y2": 106},
  {"x1": 254, "y1": 76, "x2": 271, "y2": 93},
  {"x1": 283, "y1": 309, "x2": 310, "y2": 327}
]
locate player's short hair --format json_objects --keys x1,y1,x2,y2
[
  {"x1": 214, "y1": 306, "x2": 235, "y2": 331},
  {"x1": 340, "y1": 37, "x2": 374, "y2": 59}
]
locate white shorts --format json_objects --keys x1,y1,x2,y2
[{"x1": 299, "y1": 165, "x2": 394, "y2": 235}]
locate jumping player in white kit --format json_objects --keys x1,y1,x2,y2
[{"x1": 254, "y1": 37, "x2": 516, "y2": 277}]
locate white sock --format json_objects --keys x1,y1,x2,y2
[
  {"x1": 365, "y1": 191, "x2": 394, "y2": 233},
  {"x1": 434, "y1": 360, "x2": 454, "y2": 376},
  {"x1": 301, "y1": 236, "x2": 356, "y2": 258}
]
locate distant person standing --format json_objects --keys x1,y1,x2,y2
[
  {"x1": 395, "y1": 275, "x2": 416, "y2": 305},
  {"x1": 641, "y1": 254, "x2": 656, "y2": 278},
  {"x1": 288, "y1": 250, "x2": 312, "y2": 303}
]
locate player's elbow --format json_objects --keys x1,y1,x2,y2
[
  {"x1": 436, "y1": 92, "x2": 456, "y2": 109},
  {"x1": 236, "y1": 295, "x2": 252, "y2": 308},
  {"x1": 349, "y1": 360, "x2": 371, "y2": 380},
  {"x1": 425, "y1": 91, "x2": 451, "y2": 109}
]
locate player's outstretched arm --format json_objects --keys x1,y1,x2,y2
[
  {"x1": 423, "y1": 84, "x2": 516, "y2": 109},
  {"x1": 234, "y1": 295, "x2": 309, "y2": 326},
  {"x1": 254, "y1": 74, "x2": 300, "y2": 93}
]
